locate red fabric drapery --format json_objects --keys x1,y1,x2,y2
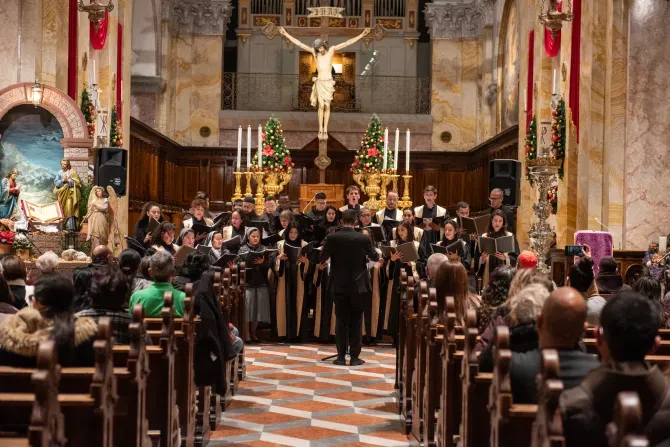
[
  {"x1": 116, "y1": 23, "x2": 122, "y2": 121},
  {"x1": 526, "y1": 30, "x2": 535, "y2": 131},
  {"x1": 67, "y1": 0, "x2": 78, "y2": 99},
  {"x1": 569, "y1": 0, "x2": 581, "y2": 142},
  {"x1": 544, "y1": 0, "x2": 562, "y2": 57},
  {"x1": 90, "y1": 10, "x2": 109, "y2": 50}
]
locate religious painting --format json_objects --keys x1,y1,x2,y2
[
  {"x1": 0, "y1": 105, "x2": 64, "y2": 213},
  {"x1": 501, "y1": 0, "x2": 520, "y2": 129}
]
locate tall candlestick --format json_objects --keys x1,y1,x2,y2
[
  {"x1": 552, "y1": 69, "x2": 558, "y2": 95},
  {"x1": 92, "y1": 59, "x2": 97, "y2": 85},
  {"x1": 394, "y1": 128, "x2": 399, "y2": 171},
  {"x1": 523, "y1": 88, "x2": 527, "y2": 112},
  {"x1": 246, "y1": 125, "x2": 251, "y2": 168},
  {"x1": 257, "y1": 124, "x2": 263, "y2": 169},
  {"x1": 383, "y1": 127, "x2": 388, "y2": 171},
  {"x1": 405, "y1": 129, "x2": 410, "y2": 172},
  {"x1": 237, "y1": 126, "x2": 242, "y2": 169}
]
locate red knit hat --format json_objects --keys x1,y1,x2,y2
[{"x1": 518, "y1": 250, "x2": 538, "y2": 269}]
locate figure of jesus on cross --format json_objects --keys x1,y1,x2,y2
[{"x1": 279, "y1": 27, "x2": 370, "y2": 140}]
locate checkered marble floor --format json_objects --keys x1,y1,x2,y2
[{"x1": 210, "y1": 343, "x2": 409, "y2": 447}]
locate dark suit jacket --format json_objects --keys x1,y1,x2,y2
[
  {"x1": 510, "y1": 348, "x2": 601, "y2": 404},
  {"x1": 320, "y1": 227, "x2": 379, "y2": 300}
]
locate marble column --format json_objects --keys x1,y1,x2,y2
[
  {"x1": 424, "y1": 0, "x2": 494, "y2": 152},
  {"x1": 161, "y1": 0, "x2": 232, "y2": 145}
]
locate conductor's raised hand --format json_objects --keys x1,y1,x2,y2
[{"x1": 253, "y1": 256, "x2": 265, "y2": 265}]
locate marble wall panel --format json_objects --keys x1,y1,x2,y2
[
  {"x1": 189, "y1": 35, "x2": 223, "y2": 146},
  {"x1": 0, "y1": 0, "x2": 20, "y2": 89},
  {"x1": 625, "y1": 0, "x2": 670, "y2": 249}
]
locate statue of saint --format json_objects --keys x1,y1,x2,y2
[
  {"x1": 53, "y1": 159, "x2": 81, "y2": 221},
  {"x1": 0, "y1": 169, "x2": 21, "y2": 219},
  {"x1": 277, "y1": 27, "x2": 371, "y2": 140}
]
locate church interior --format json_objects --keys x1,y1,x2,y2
[{"x1": 0, "y1": 0, "x2": 669, "y2": 446}]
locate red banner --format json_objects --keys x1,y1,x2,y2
[
  {"x1": 90, "y1": 11, "x2": 109, "y2": 50},
  {"x1": 527, "y1": 30, "x2": 535, "y2": 131},
  {"x1": 543, "y1": 0, "x2": 562, "y2": 57},
  {"x1": 116, "y1": 23, "x2": 122, "y2": 120},
  {"x1": 569, "y1": 0, "x2": 581, "y2": 142},
  {"x1": 67, "y1": 0, "x2": 78, "y2": 99}
]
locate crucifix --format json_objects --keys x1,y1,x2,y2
[{"x1": 263, "y1": 12, "x2": 386, "y2": 182}]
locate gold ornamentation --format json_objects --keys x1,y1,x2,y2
[
  {"x1": 379, "y1": 173, "x2": 392, "y2": 209},
  {"x1": 298, "y1": 17, "x2": 308, "y2": 27},
  {"x1": 241, "y1": 7, "x2": 248, "y2": 24},
  {"x1": 253, "y1": 172, "x2": 265, "y2": 215},
  {"x1": 238, "y1": 34, "x2": 251, "y2": 45},
  {"x1": 315, "y1": 154, "x2": 331, "y2": 170},
  {"x1": 328, "y1": 17, "x2": 345, "y2": 27},
  {"x1": 391, "y1": 173, "x2": 400, "y2": 193},
  {"x1": 397, "y1": 174, "x2": 413, "y2": 209},
  {"x1": 263, "y1": 167, "x2": 293, "y2": 197},
  {"x1": 78, "y1": 0, "x2": 114, "y2": 25},
  {"x1": 561, "y1": 62, "x2": 567, "y2": 81},
  {"x1": 404, "y1": 37, "x2": 418, "y2": 49},
  {"x1": 409, "y1": 11, "x2": 415, "y2": 28},
  {"x1": 352, "y1": 171, "x2": 383, "y2": 211},
  {"x1": 254, "y1": 16, "x2": 280, "y2": 27},
  {"x1": 244, "y1": 171, "x2": 253, "y2": 197},
  {"x1": 538, "y1": 0, "x2": 573, "y2": 39},
  {"x1": 363, "y1": 38, "x2": 372, "y2": 48},
  {"x1": 286, "y1": 9, "x2": 292, "y2": 25},
  {"x1": 376, "y1": 18, "x2": 402, "y2": 30},
  {"x1": 232, "y1": 172, "x2": 244, "y2": 202},
  {"x1": 83, "y1": 52, "x2": 88, "y2": 71},
  {"x1": 348, "y1": 18, "x2": 358, "y2": 28}
]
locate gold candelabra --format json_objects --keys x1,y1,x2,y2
[
  {"x1": 391, "y1": 173, "x2": 400, "y2": 193},
  {"x1": 397, "y1": 174, "x2": 413, "y2": 209},
  {"x1": 231, "y1": 172, "x2": 244, "y2": 202},
  {"x1": 252, "y1": 172, "x2": 265, "y2": 215},
  {"x1": 263, "y1": 167, "x2": 293, "y2": 197},
  {"x1": 352, "y1": 171, "x2": 383, "y2": 211},
  {"x1": 379, "y1": 173, "x2": 392, "y2": 209},
  {"x1": 244, "y1": 171, "x2": 253, "y2": 197}
]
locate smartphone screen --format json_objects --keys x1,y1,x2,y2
[{"x1": 565, "y1": 245, "x2": 585, "y2": 257}]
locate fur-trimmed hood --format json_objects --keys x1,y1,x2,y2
[{"x1": 0, "y1": 307, "x2": 97, "y2": 357}]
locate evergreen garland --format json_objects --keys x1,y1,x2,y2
[
  {"x1": 351, "y1": 114, "x2": 395, "y2": 174},
  {"x1": 552, "y1": 98, "x2": 566, "y2": 180},
  {"x1": 251, "y1": 115, "x2": 294, "y2": 173},
  {"x1": 524, "y1": 115, "x2": 537, "y2": 185},
  {"x1": 547, "y1": 183, "x2": 558, "y2": 214},
  {"x1": 109, "y1": 105, "x2": 122, "y2": 147},
  {"x1": 81, "y1": 85, "x2": 95, "y2": 139}
]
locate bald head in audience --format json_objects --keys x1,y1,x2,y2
[
  {"x1": 91, "y1": 245, "x2": 114, "y2": 265},
  {"x1": 537, "y1": 287, "x2": 588, "y2": 349}
]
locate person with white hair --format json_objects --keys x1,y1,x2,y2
[
  {"x1": 426, "y1": 253, "x2": 447, "y2": 284},
  {"x1": 35, "y1": 251, "x2": 60, "y2": 275}
]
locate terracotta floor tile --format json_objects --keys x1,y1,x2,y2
[
  {"x1": 366, "y1": 429, "x2": 410, "y2": 441},
  {"x1": 357, "y1": 382, "x2": 395, "y2": 392},
  {"x1": 325, "y1": 373, "x2": 382, "y2": 383},
  {"x1": 271, "y1": 426, "x2": 351, "y2": 440},
  {"x1": 362, "y1": 402, "x2": 399, "y2": 414},
  {"x1": 275, "y1": 400, "x2": 349, "y2": 412},
  {"x1": 215, "y1": 442, "x2": 287, "y2": 447},
  {"x1": 261, "y1": 358, "x2": 310, "y2": 366},
  {"x1": 244, "y1": 389, "x2": 306, "y2": 400},
  {"x1": 227, "y1": 400, "x2": 267, "y2": 411},
  {"x1": 324, "y1": 391, "x2": 385, "y2": 402},
  {"x1": 228, "y1": 411, "x2": 306, "y2": 425},
  {"x1": 357, "y1": 367, "x2": 396, "y2": 375},
  {"x1": 319, "y1": 413, "x2": 390, "y2": 427},
  {"x1": 239, "y1": 380, "x2": 271, "y2": 389},
  {"x1": 252, "y1": 372, "x2": 308, "y2": 381},
  {"x1": 290, "y1": 365, "x2": 343, "y2": 374},
  {"x1": 337, "y1": 443, "x2": 382, "y2": 447},
  {"x1": 210, "y1": 424, "x2": 257, "y2": 438},
  {"x1": 287, "y1": 380, "x2": 345, "y2": 390}
]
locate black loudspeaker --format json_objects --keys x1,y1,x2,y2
[
  {"x1": 95, "y1": 147, "x2": 127, "y2": 197},
  {"x1": 489, "y1": 159, "x2": 521, "y2": 207}
]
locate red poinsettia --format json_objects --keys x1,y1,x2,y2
[
  {"x1": 263, "y1": 146, "x2": 274, "y2": 156},
  {"x1": 262, "y1": 133, "x2": 267, "y2": 141},
  {"x1": 367, "y1": 147, "x2": 379, "y2": 157},
  {"x1": 283, "y1": 157, "x2": 291, "y2": 166}
]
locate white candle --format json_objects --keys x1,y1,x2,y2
[
  {"x1": 405, "y1": 129, "x2": 410, "y2": 172},
  {"x1": 523, "y1": 88, "x2": 527, "y2": 112},
  {"x1": 394, "y1": 128, "x2": 399, "y2": 170},
  {"x1": 237, "y1": 126, "x2": 242, "y2": 170},
  {"x1": 383, "y1": 127, "x2": 388, "y2": 171},
  {"x1": 92, "y1": 59, "x2": 97, "y2": 85},
  {"x1": 660, "y1": 236, "x2": 668, "y2": 253},
  {"x1": 552, "y1": 69, "x2": 558, "y2": 95},
  {"x1": 246, "y1": 125, "x2": 251, "y2": 168},
  {"x1": 257, "y1": 124, "x2": 262, "y2": 169}
]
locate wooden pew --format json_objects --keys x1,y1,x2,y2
[
  {"x1": 458, "y1": 309, "x2": 492, "y2": 447},
  {"x1": 584, "y1": 327, "x2": 670, "y2": 340},
  {"x1": 489, "y1": 326, "x2": 537, "y2": 447},
  {"x1": 237, "y1": 262, "x2": 247, "y2": 381},
  {"x1": 531, "y1": 350, "x2": 564, "y2": 447},
  {"x1": 410, "y1": 281, "x2": 430, "y2": 445},
  {"x1": 218, "y1": 269, "x2": 235, "y2": 412},
  {"x1": 610, "y1": 392, "x2": 649, "y2": 447},
  {"x1": 145, "y1": 290, "x2": 197, "y2": 447},
  {"x1": 436, "y1": 297, "x2": 461, "y2": 447},
  {"x1": 400, "y1": 274, "x2": 416, "y2": 432},
  {"x1": 222, "y1": 267, "x2": 240, "y2": 397},
  {"x1": 115, "y1": 296, "x2": 179, "y2": 447},
  {"x1": 422, "y1": 289, "x2": 442, "y2": 447},
  {"x1": 0, "y1": 321, "x2": 116, "y2": 447},
  {"x1": 0, "y1": 340, "x2": 67, "y2": 447},
  {"x1": 396, "y1": 271, "x2": 408, "y2": 401}
]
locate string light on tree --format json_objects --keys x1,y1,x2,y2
[
  {"x1": 250, "y1": 115, "x2": 294, "y2": 173},
  {"x1": 350, "y1": 114, "x2": 394, "y2": 174}
]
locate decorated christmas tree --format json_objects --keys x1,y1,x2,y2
[
  {"x1": 109, "y1": 105, "x2": 123, "y2": 147},
  {"x1": 81, "y1": 86, "x2": 95, "y2": 139},
  {"x1": 351, "y1": 115, "x2": 394, "y2": 174},
  {"x1": 251, "y1": 116, "x2": 294, "y2": 173},
  {"x1": 551, "y1": 98, "x2": 566, "y2": 180},
  {"x1": 524, "y1": 115, "x2": 537, "y2": 184}
]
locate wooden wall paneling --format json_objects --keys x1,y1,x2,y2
[
  {"x1": 209, "y1": 162, "x2": 227, "y2": 205},
  {"x1": 182, "y1": 166, "x2": 201, "y2": 204}
]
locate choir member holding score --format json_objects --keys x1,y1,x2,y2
[
  {"x1": 394, "y1": 207, "x2": 424, "y2": 242},
  {"x1": 133, "y1": 201, "x2": 163, "y2": 248},
  {"x1": 360, "y1": 227, "x2": 385, "y2": 345},
  {"x1": 222, "y1": 210, "x2": 247, "y2": 244},
  {"x1": 414, "y1": 185, "x2": 449, "y2": 253},
  {"x1": 476, "y1": 209, "x2": 520, "y2": 286},
  {"x1": 339, "y1": 185, "x2": 362, "y2": 214},
  {"x1": 151, "y1": 222, "x2": 180, "y2": 255},
  {"x1": 275, "y1": 225, "x2": 310, "y2": 342},
  {"x1": 438, "y1": 219, "x2": 472, "y2": 271}
]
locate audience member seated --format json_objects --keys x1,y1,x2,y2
[
  {"x1": 35, "y1": 251, "x2": 60, "y2": 276},
  {"x1": 140, "y1": 255, "x2": 153, "y2": 280},
  {"x1": 0, "y1": 273, "x2": 97, "y2": 367},
  {"x1": 595, "y1": 256, "x2": 631, "y2": 294},
  {"x1": 72, "y1": 267, "x2": 94, "y2": 311},
  {"x1": 476, "y1": 268, "x2": 552, "y2": 353},
  {"x1": 517, "y1": 250, "x2": 538, "y2": 269},
  {"x1": 0, "y1": 255, "x2": 28, "y2": 309},
  {"x1": 0, "y1": 275, "x2": 17, "y2": 324},
  {"x1": 568, "y1": 246, "x2": 606, "y2": 325},
  {"x1": 173, "y1": 252, "x2": 210, "y2": 292},
  {"x1": 478, "y1": 282, "x2": 551, "y2": 372},
  {"x1": 509, "y1": 287, "x2": 600, "y2": 403},
  {"x1": 89, "y1": 245, "x2": 114, "y2": 269},
  {"x1": 425, "y1": 253, "x2": 447, "y2": 287},
  {"x1": 435, "y1": 260, "x2": 481, "y2": 321},
  {"x1": 76, "y1": 266, "x2": 133, "y2": 344},
  {"x1": 118, "y1": 248, "x2": 152, "y2": 293},
  {"x1": 632, "y1": 276, "x2": 662, "y2": 304},
  {"x1": 129, "y1": 250, "x2": 185, "y2": 317},
  {"x1": 560, "y1": 292, "x2": 670, "y2": 446},
  {"x1": 477, "y1": 265, "x2": 516, "y2": 332}
]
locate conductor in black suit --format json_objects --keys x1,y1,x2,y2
[{"x1": 320, "y1": 209, "x2": 380, "y2": 365}]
